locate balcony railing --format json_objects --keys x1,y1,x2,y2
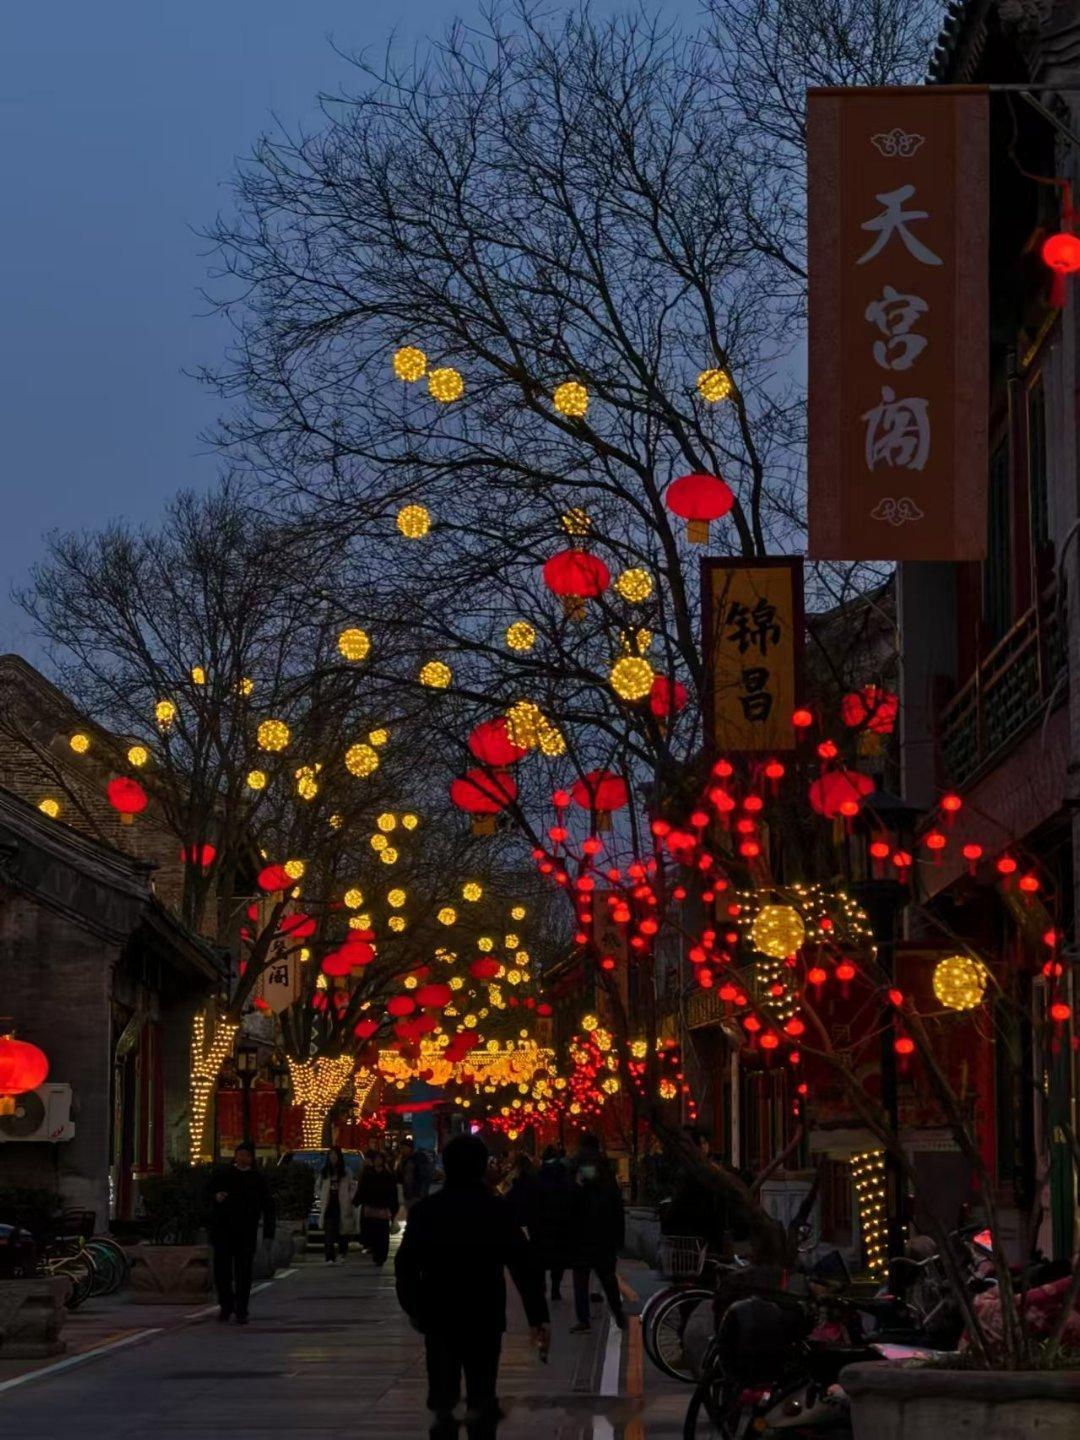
[{"x1": 938, "y1": 586, "x2": 1065, "y2": 788}]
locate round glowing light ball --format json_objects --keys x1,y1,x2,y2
[
  {"x1": 246, "y1": 769, "x2": 267, "y2": 791},
  {"x1": 38, "y1": 798, "x2": 61, "y2": 819},
  {"x1": 610, "y1": 655, "x2": 654, "y2": 701},
  {"x1": 427, "y1": 366, "x2": 464, "y2": 402},
  {"x1": 69, "y1": 732, "x2": 90, "y2": 755},
  {"x1": 257, "y1": 718, "x2": 291, "y2": 752},
  {"x1": 393, "y1": 345, "x2": 427, "y2": 381},
  {"x1": 419, "y1": 660, "x2": 452, "y2": 688},
  {"x1": 505, "y1": 621, "x2": 536, "y2": 651},
  {"x1": 155, "y1": 699, "x2": 177, "y2": 729},
  {"x1": 932, "y1": 954, "x2": 989, "y2": 1012},
  {"x1": 397, "y1": 504, "x2": 431, "y2": 539},
  {"x1": 437, "y1": 906, "x2": 457, "y2": 926},
  {"x1": 553, "y1": 381, "x2": 588, "y2": 418},
  {"x1": 615, "y1": 568, "x2": 653, "y2": 603},
  {"x1": 751, "y1": 905, "x2": 806, "y2": 958},
  {"x1": 128, "y1": 745, "x2": 149, "y2": 768},
  {"x1": 338, "y1": 628, "x2": 371, "y2": 662},
  {"x1": 1042, "y1": 231, "x2": 1080, "y2": 275},
  {"x1": 345, "y1": 743, "x2": 379, "y2": 777},
  {"x1": 697, "y1": 368, "x2": 733, "y2": 403}
]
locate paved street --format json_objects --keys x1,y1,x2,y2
[{"x1": 0, "y1": 1243, "x2": 689, "y2": 1438}]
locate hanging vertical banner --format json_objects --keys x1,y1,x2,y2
[
  {"x1": 702, "y1": 557, "x2": 803, "y2": 753},
  {"x1": 807, "y1": 87, "x2": 988, "y2": 560},
  {"x1": 254, "y1": 941, "x2": 301, "y2": 1014}
]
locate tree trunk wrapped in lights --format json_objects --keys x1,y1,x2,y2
[
  {"x1": 189, "y1": 1009, "x2": 239, "y2": 1164},
  {"x1": 286, "y1": 1054, "x2": 357, "y2": 1149}
]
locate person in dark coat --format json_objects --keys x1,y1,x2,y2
[
  {"x1": 568, "y1": 1134, "x2": 625, "y2": 1333},
  {"x1": 528, "y1": 1145, "x2": 573, "y2": 1301},
  {"x1": 501, "y1": 1151, "x2": 535, "y2": 1228},
  {"x1": 395, "y1": 1134, "x2": 550, "y2": 1438},
  {"x1": 355, "y1": 1150, "x2": 399, "y2": 1265},
  {"x1": 204, "y1": 1141, "x2": 275, "y2": 1324}
]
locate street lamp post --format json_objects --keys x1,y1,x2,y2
[
  {"x1": 236, "y1": 1044, "x2": 260, "y2": 1144},
  {"x1": 850, "y1": 783, "x2": 922, "y2": 1274}
]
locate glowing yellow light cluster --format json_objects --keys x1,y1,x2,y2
[
  {"x1": 344, "y1": 887, "x2": 364, "y2": 910},
  {"x1": 397, "y1": 504, "x2": 431, "y2": 539},
  {"x1": 438, "y1": 907, "x2": 457, "y2": 926},
  {"x1": 338, "y1": 627, "x2": 371, "y2": 662},
  {"x1": 190, "y1": 665, "x2": 206, "y2": 685},
  {"x1": 257, "y1": 718, "x2": 290, "y2": 752},
  {"x1": 284, "y1": 858, "x2": 305, "y2": 880},
  {"x1": 155, "y1": 699, "x2": 177, "y2": 729},
  {"x1": 505, "y1": 699, "x2": 564, "y2": 754},
  {"x1": 553, "y1": 381, "x2": 589, "y2": 418},
  {"x1": 427, "y1": 366, "x2": 464, "y2": 402},
  {"x1": 128, "y1": 745, "x2": 149, "y2": 768},
  {"x1": 561, "y1": 507, "x2": 591, "y2": 536},
  {"x1": 369, "y1": 727, "x2": 388, "y2": 746},
  {"x1": 387, "y1": 888, "x2": 406, "y2": 909},
  {"x1": 380, "y1": 846, "x2": 398, "y2": 865},
  {"x1": 69, "y1": 732, "x2": 90, "y2": 754},
  {"x1": 933, "y1": 954, "x2": 988, "y2": 1012},
  {"x1": 610, "y1": 655, "x2": 654, "y2": 701},
  {"x1": 510, "y1": 904, "x2": 526, "y2": 921},
  {"x1": 851, "y1": 1148, "x2": 887, "y2": 1274},
  {"x1": 189, "y1": 1011, "x2": 240, "y2": 1163},
  {"x1": 504, "y1": 933, "x2": 520, "y2": 949},
  {"x1": 751, "y1": 904, "x2": 807, "y2": 959},
  {"x1": 345, "y1": 743, "x2": 379, "y2": 777},
  {"x1": 237, "y1": 676, "x2": 254, "y2": 697},
  {"x1": 287, "y1": 1055, "x2": 357, "y2": 1149},
  {"x1": 295, "y1": 765, "x2": 319, "y2": 801},
  {"x1": 401, "y1": 813, "x2": 418, "y2": 830},
  {"x1": 697, "y1": 367, "x2": 734, "y2": 403},
  {"x1": 377, "y1": 812, "x2": 397, "y2": 833},
  {"x1": 350, "y1": 913, "x2": 372, "y2": 930},
  {"x1": 505, "y1": 621, "x2": 536, "y2": 652},
  {"x1": 38, "y1": 797, "x2": 61, "y2": 819},
  {"x1": 371, "y1": 834, "x2": 388, "y2": 853},
  {"x1": 462, "y1": 882, "x2": 482, "y2": 902},
  {"x1": 419, "y1": 660, "x2": 452, "y2": 688},
  {"x1": 388, "y1": 915, "x2": 406, "y2": 932},
  {"x1": 393, "y1": 345, "x2": 427, "y2": 381},
  {"x1": 616, "y1": 568, "x2": 654, "y2": 603},
  {"x1": 246, "y1": 769, "x2": 267, "y2": 791}
]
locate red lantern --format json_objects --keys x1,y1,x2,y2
[
  {"x1": 1042, "y1": 231, "x2": 1080, "y2": 274},
  {"x1": 542, "y1": 549, "x2": 611, "y2": 618},
  {"x1": 107, "y1": 776, "x2": 148, "y2": 825},
  {"x1": 279, "y1": 912, "x2": 316, "y2": 940},
  {"x1": 257, "y1": 863, "x2": 293, "y2": 893},
  {"x1": 180, "y1": 843, "x2": 217, "y2": 869},
  {"x1": 467, "y1": 716, "x2": 527, "y2": 768},
  {"x1": 0, "y1": 1036, "x2": 49, "y2": 1109},
  {"x1": 808, "y1": 769, "x2": 874, "y2": 819},
  {"x1": 571, "y1": 770, "x2": 629, "y2": 832},
  {"x1": 353, "y1": 1018, "x2": 379, "y2": 1040},
  {"x1": 387, "y1": 995, "x2": 416, "y2": 1018},
  {"x1": 342, "y1": 937, "x2": 375, "y2": 968},
  {"x1": 469, "y1": 956, "x2": 501, "y2": 980},
  {"x1": 449, "y1": 768, "x2": 518, "y2": 836},
  {"x1": 415, "y1": 982, "x2": 452, "y2": 1009},
  {"x1": 322, "y1": 952, "x2": 354, "y2": 977},
  {"x1": 664, "y1": 473, "x2": 734, "y2": 543},
  {"x1": 649, "y1": 675, "x2": 689, "y2": 719},
  {"x1": 839, "y1": 685, "x2": 898, "y2": 735}
]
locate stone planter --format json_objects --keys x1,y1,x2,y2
[
  {"x1": 0, "y1": 1277, "x2": 70, "y2": 1357},
  {"x1": 125, "y1": 1243, "x2": 212, "y2": 1304},
  {"x1": 843, "y1": 1361, "x2": 1080, "y2": 1440},
  {"x1": 624, "y1": 1206, "x2": 662, "y2": 1267}
]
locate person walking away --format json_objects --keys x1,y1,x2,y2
[
  {"x1": 356, "y1": 1150, "x2": 399, "y2": 1265},
  {"x1": 568, "y1": 1135, "x2": 625, "y2": 1332},
  {"x1": 398, "y1": 1140, "x2": 436, "y2": 1213},
  {"x1": 500, "y1": 1151, "x2": 535, "y2": 1228},
  {"x1": 395, "y1": 1134, "x2": 550, "y2": 1439},
  {"x1": 319, "y1": 1146, "x2": 357, "y2": 1263},
  {"x1": 205, "y1": 1141, "x2": 275, "y2": 1324},
  {"x1": 529, "y1": 1145, "x2": 573, "y2": 1302}
]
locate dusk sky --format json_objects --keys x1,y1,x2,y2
[{"x1": 1, "y1": 2, "x2": 701, "y2": 654}]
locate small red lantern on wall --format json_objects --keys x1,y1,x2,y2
[
  {"x1": 0, "y1": 1034, "x2": 49, "y2": 1116},
  {"x1": 107, "y1": 776, "x2": 148, "y2": 825},
  {"x1": 664, "y1": 473, "x2": 734, "y2": 544}
]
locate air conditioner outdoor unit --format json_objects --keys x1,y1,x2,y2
[{"x1": 0, "y1": 1084, "x2": 75, "y2": 1143}]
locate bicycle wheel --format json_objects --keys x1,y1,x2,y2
[
  {"x1": 88, "y1": 1235, "x2": 130, "y2": 1281},
  {"x1": 85, "y1": 1240, "x2": 125, "y2": 1295},
  {"x1": 49, "y1": 1257, "x2": 94, "y2": 1310},
  {"x1": 640, "y1": 1284, "x2": 683, "y2": 1367},
  {"x1": 683, "y1": 1374, "x2": 744, "y2": 1438},
  {"x1": 648, "y1": 1286, "x2": 715, "y2": 1382}
]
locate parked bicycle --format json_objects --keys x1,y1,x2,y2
[{"x1": 641, "y1": 1236, "x2": 749, "y2": 1382}]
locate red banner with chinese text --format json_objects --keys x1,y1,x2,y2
[
  {"x1": 216, "y1": 1089, "x2": 244, "y2": 1157},
  {"x1": 808, "y1": 87, "x2": 988, "y2": 560}
]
